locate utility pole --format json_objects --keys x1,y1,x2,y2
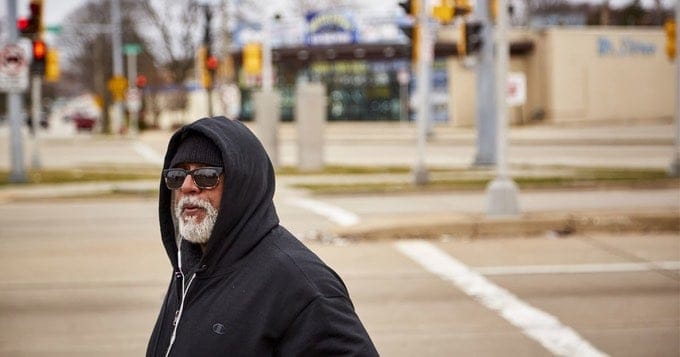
[
  {"x1": 473, "y1": 0, "x2": 497, "y2": 166},
  {"x1": 124, "y1": 43, "x2": 142, "y2": 136},
  {"x1": 5, "y1": 0, "x2": 28, "y2": 182},
  {"x1": 412, "y1": 0, "x2": 432, "y2": 185},
  {"x1": 486, "y1": 0, "x2": 520, "y2": 215},
  {"x1": 203, "y1": 5, "x2": 214, "y2": 117},
  {"x1": 110, "y1": 0, "x2": 125, "y2": 134},
  {"x1": 670, "y1": 2, "x2": 680, "y2": 177}
]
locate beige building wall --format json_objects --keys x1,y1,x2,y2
[{"x1": 447, "y1": 27, "x2": 675, "y2": 126}]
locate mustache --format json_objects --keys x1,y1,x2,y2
[{"x1": 175, "y1": 195, "x2": 216, "y2": 214}]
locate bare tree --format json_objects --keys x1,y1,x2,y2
[
  {"x1": 55, "y1": 0, "x2": 163, "y2": 128},
  {"x1": 134, "y1": 0, "x2": 203, "y2": 84}
]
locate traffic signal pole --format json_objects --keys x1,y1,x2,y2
[
  {"x1": 473, "y1": 0, "x2": 498, "y2": 166},
  {"x1": 110, "y1": 0, "x2": 124, "y2": 134},
  {"x1": 6, "y1": 0, "x2": 28, "y2": 182},
  {"x1": 412, "y1": 0, "x2": 432, "y2": 185},
  {"x1": 126, "y1": 50, "x2": 139, "y2": 136},
  {"x1": 30, "y1": 74, "x2": 42, "y2": 169},
  {"x1": 670, "y1": 2, "x2": 680, "y2": 177},
  {"x1": 202, "y1": 5, "x2": 214, "y2": 117},
  {"x1": 485, "y1": 0, "x2": 519, "y2": 215}
]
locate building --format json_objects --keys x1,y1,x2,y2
[
  {"x1": 154, "y1": 15, "x2": 674, "y2": 129},
  {"x1": 447, "y1": 26, "x2": 674, "y2": 126}
]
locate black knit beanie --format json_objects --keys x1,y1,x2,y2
[{"x1": 170, "y1": 132, "x2": 222, "y2": 168}]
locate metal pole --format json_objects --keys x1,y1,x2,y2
[
  {"x1": 126, "y1": 52, "x2": 139, "y2": 136},
  {"x1": 473, "y1": 0, "x2": 497, "y2": 166},
  {"x1": 400, "y1": 81, "x2": 408, "y2": 122},
  {"x1": 670, "y1": 2, "x2": 680, "y2": 177},
  {"x1": 262, "y1": 13, "x2": 273, "y2": 92},
  {"x1": 254, "y1": 10, "x2": 281, "y2": 167},
  {"x1": 203, "y1": 6, "x2": 214, "y2": 117},
  {"x1": 486, "y1": 0, "x2": 519, "y2": 215},
  {"x1": 30, "y1": 74, "x2": 42, "y2": 168},
  {"x1": 413, "y1": 0, "x2": 431, "y2": 185},
  {"x1": 111, "y1": 0, "x2": 125, "y2": 134},
  {"x1": 6, "y1": 0, "x2": 27, "y2": 182}
]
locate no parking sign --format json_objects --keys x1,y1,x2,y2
[{"x1": 0, "y1": 43, "x2": 29, "y2": 93}]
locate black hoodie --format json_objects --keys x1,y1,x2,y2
[{"x1": 146, "y1": 117, "x2": 378, "y2": 356}]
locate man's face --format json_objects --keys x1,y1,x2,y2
[{"x1": 172, "y1": 163, "x2": 224, "y2": 245}]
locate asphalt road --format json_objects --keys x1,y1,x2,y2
[
  {"x1": 0, "y1": 120, "x2": 677, "y2": 355},
  {"x1": 0, "y1": 196, "x2": 677, "y2": 356}
]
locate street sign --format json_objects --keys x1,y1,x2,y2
[
  {"x1": 123, "y1": 43, "x2": 141, "y2": 56},
  {"x1": 0, "y1": 43, "x2": 29, "y2": 93},
  {"x1": 125, "y1": 87, "x2": 142, "y2": 112},
  {"x1": 107, "y1": 75, "x2": 127, "y2": 101},
  {"x1": 507, "y1": 72, "x2": 526, "y2": 107}
]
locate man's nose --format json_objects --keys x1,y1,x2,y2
[{"x1": 180, "y1": 173, "x2": 200, "y2": 194}]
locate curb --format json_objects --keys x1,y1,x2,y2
[{"x1": 335, "y1": 210, "x2": 680, "y2": 240}]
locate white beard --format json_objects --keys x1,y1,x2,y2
[{"x1": 174, "y1": 196, "x2": 218, "y2": 245}]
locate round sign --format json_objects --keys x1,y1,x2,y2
[{"x1": 1, "y1": 44, "x2": 27, "y2": 76}]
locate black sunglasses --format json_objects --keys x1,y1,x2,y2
[{"x1": 162, "y1": 167, "x2": 223, "y2": 190}]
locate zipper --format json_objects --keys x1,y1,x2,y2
[
  {"x1": 164, "y1": 271, "x2": 195, "y2": 357},
  {"x1": 164, "y1": 240, "x2": 196, "y2": 357}
]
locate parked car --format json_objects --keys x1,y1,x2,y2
[{"x1": 71, "y1": 113, "x2": 97, "y2": 131}]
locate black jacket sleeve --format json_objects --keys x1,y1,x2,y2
[{"x1": 275, "y1": 295, "x2": 379, "y2": 357}]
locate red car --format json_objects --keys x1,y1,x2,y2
[{"x1": 71, "y1": 114, "x2": 97, "y2": 131}]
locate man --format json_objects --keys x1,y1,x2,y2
[{"x1": 147, "y1": 117, "x2": 378, "y2": 356}]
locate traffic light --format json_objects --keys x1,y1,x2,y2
[
  {"x1": 197, "y1": 46, "x2": 212, "y2": 88},
  {"x1": 31, "y1": 39, "x2": 46, "y2": 75},
  {"x1": 433, "y1": 0, "x2": 454, "y2": 24},
  {"x1": 432, "y1": 0, "x2": 472, "y2": 24},
  {"x1": 665, "y1": 19, "x2": 676, "y2": 60},
  {"x1": 458, "y1": 21, "x2": 483, "y2": 56},
  {"x1": 454, "y1": 0, "x2": 472, "y2": 17},
  {"x1": 398, "y1": 0, "x2": 414, "y2": 16},
  {"x1": 243, "y1": 43, "x2": 262, "y2": 76},
  {"x1": 135, "y1": 74, "x2": 148, "y2": 89},
  {"x1": 17, "y1": 0, "x2": 42, "y2": 37},
  {"x1": 398, "y1": 0, "x2": 420, "y2": 62},
  {"x1": 206, "y1": 55, "x2": 219, "y2": 72},
  {"x1": 45, "y1": 48, "x2": 59, "y2": 82},
  {"x1": 489, "y1": 0, "x2": 514, "y2": 23}
]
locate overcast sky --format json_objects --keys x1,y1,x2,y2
[{"x1": 7, "y1": 0, "x2": 677, "y2": 27}]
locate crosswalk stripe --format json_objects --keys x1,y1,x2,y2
[{"x1": 396, "y1": 239, "x2": 609, "y2": 357}]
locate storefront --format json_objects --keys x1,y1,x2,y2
[{"x1": 232, "y1": 10, "x2": 455, "y2": 122}]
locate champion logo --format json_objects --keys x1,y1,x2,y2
[{"x1": 212, "y1": 323, "x2": 226, "y2": 335}]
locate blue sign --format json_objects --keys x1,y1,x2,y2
[
  {"x1": 305, "y1": 11, "x2": 358, "y2": 46},
  {"x1": 598, "y1": 36, "x2": 656, "y2": 57}
]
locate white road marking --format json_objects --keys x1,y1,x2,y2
[
  {"x1": 396, "y1": 240, "x2": 609, "y2": 357},
  {"x1": 475, "y1": 261, "x2": 680, "y2": 276},
  {"x1": 132, "y1": 142, "x2": 164, "y2": 165},
  {"x1": 287, "y1": 198, "x2": 360, "y2": 227}
]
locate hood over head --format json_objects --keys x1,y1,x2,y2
[{"x1": 159, "y1": 117, "x2": 279, "y2": 276}]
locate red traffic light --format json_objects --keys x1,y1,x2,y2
[
  {"x1": 135, "y1": 74, "x2": 148, "y2": 88},
  {"x1": 206, "y1": 55, "x2": 218, "y2": 71},
  {"x1": 32, "y1": 39, "x2": 46, "y2": 60},
  {"x1": 17, "y1": 17, "x2": 30, "y2": 32}
]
